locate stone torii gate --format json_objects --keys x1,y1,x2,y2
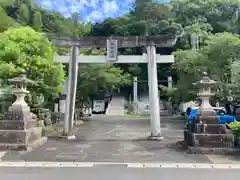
[{"x1": 48, "y1": 35, "x2": 177, "y2": 140}]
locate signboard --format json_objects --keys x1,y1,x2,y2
[{"x1": 106, "y1": 39, "x2": 118, "y2": 61}]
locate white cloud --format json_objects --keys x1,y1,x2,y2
[
  {"x1": 103, "y1": 0, "x2": 118, "y2": 15},
  {"x1": 86, "y1": 10, "x2": 104, "y2": 22},
  {"x1": 40, "y1": 0, "x2": 53, "y2": 9},
  {"x1": 88, "y1": 0, "x2": 98, "y2": 8},
  {"x1": 36, "y1": 0, "x2": 137, "y2": 22}
]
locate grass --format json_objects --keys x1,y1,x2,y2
[
  {"x1": 42, "y1": 124, "x2": 60, "y2": 137},
  {"x1": 123, "y1": 113, "x2": 150, "y2": 117},
  {"x1": 36, "y1": 120, "x2": 60, "y2": 137}
]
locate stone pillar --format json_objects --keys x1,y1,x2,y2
[
  {"x1": 54, "y1": 103, "x2": 59, "y2": 112},
  {"x1": 69, "y1": 46, "x2": 79, "y2": 129},
  {"x1": 133, "y1": 76, "x2": 138, "y2": 113},
  {"x1": 168, "y1": 76, "x2": 172, "y2": 89},
  {"x1": 63, "y1": 46, "x2": 78, "y2": 139},
  {"x1": 0, "y1": 69, "x2": 47, "y2": 150},
  {"x1": 59, "y1": 94, "x2": 66, "y2": 113},
  {"x1": 133, "y1": 76, "x2": 138, "y2": 103},
  {"x1": 147, "y1": 45, "x2": 163, "y2": 140}
]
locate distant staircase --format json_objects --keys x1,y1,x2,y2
[{"x1": 106, "y1": 95, "x2": 125, "y2": 115}]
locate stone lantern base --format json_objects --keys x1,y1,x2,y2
[
  {"x1": 184, "y1": 114, "x2": 234, "y2": 151},
  {"x1": 183, "y1": 74, "x2": 236, "y2": 152},
  {"x1": 0, "y1": 110, "x2": 47, "y2": 151}
]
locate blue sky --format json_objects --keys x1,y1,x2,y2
[{"x1": 36, "y1": 0, "x2": 169, "y2": 23}]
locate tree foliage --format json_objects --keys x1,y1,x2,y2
[
  {"x1": 174, "y1": 33, "x2": 240, "y2": 103},
  {"x1": 2, "y1": 0, "x2": 240, "y2": 108},
  {"x1": 0, "y1": 27, "x2": 65, "y2": 105}
]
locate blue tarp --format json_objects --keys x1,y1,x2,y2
[{"x1": 188, "y1": 108, "x2": 236, "y2": 124}]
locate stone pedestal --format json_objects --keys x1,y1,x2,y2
[
  {"x1": 184, "y1": 74, "x2": 234, "y2": 151},
  {"x1": 0, "y1": 70, "x2": 47, "y2": 151},
  {"x1": 0, "y1": 110, "x2": 47, "y2": 151},
  {"x1": 184, "y1": 116, "x2": 234, "y2": 148}
]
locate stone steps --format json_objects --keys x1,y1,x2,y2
[
  {"x1": 106, "y1": 96, "x2": 125, "y2": 115},
  {"x1": 184, "y1": 130, "x2": 234, "y2": 147}
]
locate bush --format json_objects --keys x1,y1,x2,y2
[
  {"x1": 227, "y1": 121, "x2": 240, "y2": 137},
  {"x1": 124, "y1": 103, "x2": 134, "y2": 113}
]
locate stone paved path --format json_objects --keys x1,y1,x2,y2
[{"x1": 0, "y1": 115, "x2": 239, "y2": 163}]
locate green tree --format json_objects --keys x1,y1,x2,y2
[
  {"x1": 18, "y1": 3, "x2": 29, "y2": 24},
  {"x1": 0, "y1": 6, "x2": 20, "y2": 32},
  {"x1": 77, "y1": 64, "x2": 131, "y2": 98},
  {"x1": 32, "y1": 11, "x2": 42, "y2": 31},
  {"x1": 171, "y1": 0, "x2": 240, "y2": 34},
  {"x1": 0, "y1": 26, "x2": 65, "y2": 106},
  {"x1": 173, "y1": 32, "x2": 240, "y2": 103},
  {"x1": 75, "y1": 48, "x2": 132, "y2": 100}
]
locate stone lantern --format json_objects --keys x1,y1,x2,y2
[
  {"x1": 184, "y1": 73, "x2": 234, "y2": 150},
  {"x1": 8, "y1": 69, "x2": 30, "y2": 112},
  {"x1": 194, "y1": 72, "x2": 217, "y2": 115},
  {"x1": 0, "y1": 69, "x2": 47, "y2": 150}
]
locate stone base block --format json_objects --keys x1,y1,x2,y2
[
  {"x1": 197, "y1": 110, "x2": 217, "y2": 116},
  {"x1": 0, "y1": 120, "x2": 36, "y2": 130},
  {"x1": 184, "y1": 130, "x2": 234, "y2": 147},
  {"x1": 177, "y1": 141, "x2": 239, "y2": 155},
  {"x1": 0, "y1": 137, "x2": 47, "y2": 151},
  {"x1": 194, "y1": 116, "x2": 220, "y2": 124},
  {"x1": 0, "y1": 127, "x2": 47, "y2": 151},
  {"x1": 190, "y1": 124, "x2": 226, "y2": 134},
  {"x1": 187, "y1": 146, "x2": 240, "y2": 154}
]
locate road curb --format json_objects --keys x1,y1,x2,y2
[{"x1": 0, "y1": 162, "x2": 240, "y2": 169}]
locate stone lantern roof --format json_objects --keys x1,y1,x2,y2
[
  {"x1": 8, "y1": 69, "x2": 33, "y2": 85},
  {"x1": 199, "y1": 76, "x2": 216, "y2": 84},
  {"x1": 194, "y1": 72, "x2": 217, "y2": 87},
  {"x1": 197, "y1": 77, "x2": 217, "y2": 86}
]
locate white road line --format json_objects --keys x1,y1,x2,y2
[
  {"x1": 126, "y1": 163, "x2": 144, "y2": 167},
  {"x1": 192, "y1": 163, "x2": 213, "y2": 169},
  {"x1": 0, "y1": 162, "x2": 239, "y2": 169},
  {"x1": 0, "y1": 162, "x2": 94, "y2": 167},
  {"x1": 143, "y1": 163, "x2": 162, "y2": 168}
]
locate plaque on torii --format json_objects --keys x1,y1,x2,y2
[{"x1": 106, "y1": 39, "x2": 118, "y2": 61}]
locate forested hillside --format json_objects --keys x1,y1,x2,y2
[{"x1": 1, "y1": 0, "x2": 240, "y2": 108}]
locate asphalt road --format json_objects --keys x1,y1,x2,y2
[
  {"x1": 0, "y1": 167, "x2": 239, "y2": 180},
  {"x1": 1, "y1": 115, "x2": 239, "y2": 163}
]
